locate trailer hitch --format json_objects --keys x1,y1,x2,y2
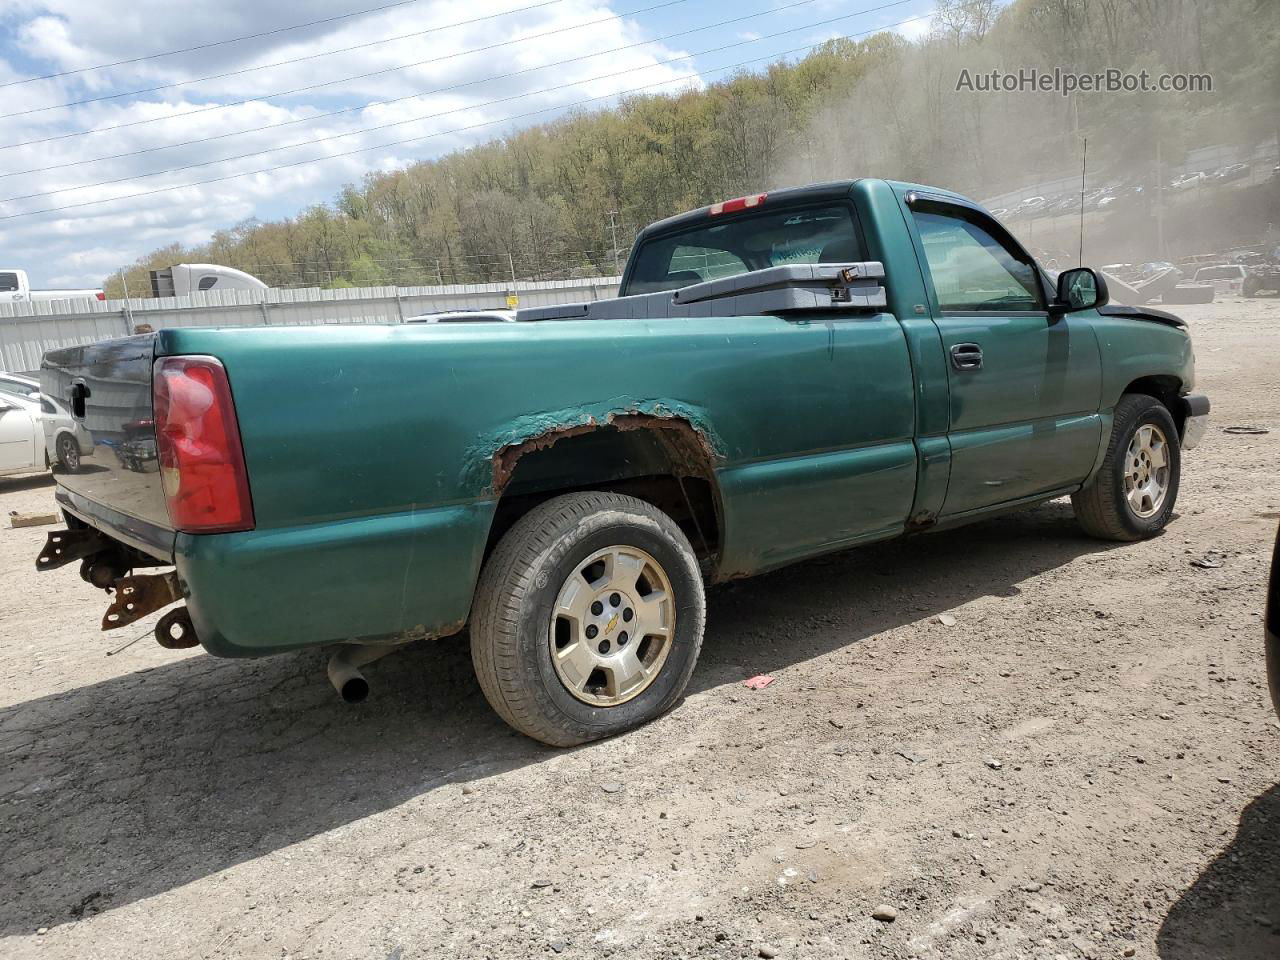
[
  {"x1": 103, "y1": 572, "x2": 182, "y2": 630},
  {"x1": 36, "y1": 528, "x2": 111, "y2": 571}
]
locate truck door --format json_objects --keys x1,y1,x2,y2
[
  {"x1": 0, "y1": 395, "x2": 38, "y2": 470},
  {"x1": 905, "y1": 197, "x2": 1102, "y2": 516}
]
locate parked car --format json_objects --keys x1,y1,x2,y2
[
  {"x1": 1169, "y1": 171, "x2": 1206, "y2": 190},
  {"x1": 404, "y1": 310, "x2": 517, "y2": 324},
  {"x1": 37, "y1": 179, "x2": 1210, "y2": 746},
  {"x1": 1016, "y1": 195, "x2": 1048, "y2": 213},
  {"x1": 1214, "y1": 163, "x2": 1250, "y2": 183},
  {"x1": 0, "y1": 371, "x2": 41, "y2": 398},
  {"x1": 0, "y1": 268, "x2": 104, "y2": 304},
  {"x1": 1192, "y1": 264, "x2": 1248, "y2": 296},
  {"x1": 39, "y1": 393, "x2": 92, "y2": 471},
  {"x1": 0, "y1": 387, "x2": 46, "y2": 476}
]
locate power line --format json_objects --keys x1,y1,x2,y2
[
  {"x1": 0, "y1": 0, "x2": 846, "y2": 181},
  {"x1": 0, "y1": 0, "x2": 662, "y2": 119},
  {"x1": 0, "y1": 0, "x2": 437, "y2": 88},
  {"x1": 0, "y1": 0, "x2": 911, "y2": 203},
  {"x1": 0, "y1": 12, "x2": 930, "y2": 223},
  {"x1": 0, "y1": 0, "x2": 690, "y2": 149}
]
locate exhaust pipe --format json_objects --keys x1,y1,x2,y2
[{"x1": 326, "y1": 643, "x2": 399, "y2": 703}]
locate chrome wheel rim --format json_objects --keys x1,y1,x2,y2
[
  {"x1": 1125, "y1": 423, "x2": 1170, "y2": 518},
  {"x1": 548, "y1": 545, "x2": 676, "y2": 707},
  {"x1": 60, "y1": 437, "x2": 79, "y2": 470}
]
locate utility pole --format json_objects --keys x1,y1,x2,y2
[
  {"x1": 1155, "y1": 139, "x2": 1166, "y2": 258},
  {"x1": 607, "y1": 211, "x2": 621, "y2": 275},
  {"x1": 508, "y1": 252, "x2": 517, "y2": 283},
  {"x1": 1078, "y1": 137, "x2": 1087, "y2": 266}
]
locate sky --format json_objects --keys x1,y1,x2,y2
[{"x1": 0, "y1": 0, "x2": 935, "y2": 287}]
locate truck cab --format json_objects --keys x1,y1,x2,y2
[{"x1": 0, "y1": 268, "x2": 105, "y2": 304}]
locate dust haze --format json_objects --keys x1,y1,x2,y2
[{"x1": 772, "y1": 0, "x2": 1280, "y2": 272}]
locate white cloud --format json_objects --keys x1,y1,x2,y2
[
  {"x1": 894, "y1": 11, "x2": 934, "y2": 43},
  {"x1": 0, "y1": 0, "x2": 702, "y2": 286}
]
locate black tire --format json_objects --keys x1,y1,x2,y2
[
  {"x1": 56, "y1": 434, "x2": 81, "y2": 472},
  {"x1": 470, "y1": 492, "x2": 705, "y2": 747},
  {"x1": 1072, "y1": 394, "x2": 1181, "y2": 541}
]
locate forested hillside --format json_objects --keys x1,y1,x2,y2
[{"x1": 106, "y1": 0, "x2": 1278, "y2": 295}]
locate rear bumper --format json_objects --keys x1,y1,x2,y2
[
  {"x1": 1180, "y1": 393, "x2": 1210, "y2": 450},
  {"x1": 56, "y1": 487, "x2": 175, "y2": 562}
]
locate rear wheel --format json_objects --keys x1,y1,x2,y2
[
  {"x1": 56, "y1": 434, "x2": 81, "y2": 472},
  {"x1": 1072, "y1": 394, "x2": 1181, "y2": 541},
  {"x1": 470, "y1": 492, "x2": 705, "y2": 746}
]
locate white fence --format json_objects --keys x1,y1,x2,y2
[{"x1": 0, "y1": 276, "x2": 620, "y2": 374}]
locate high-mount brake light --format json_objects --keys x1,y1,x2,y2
[
  {"x1": 153, "y1": 355, "x2": 255, "y2": 533},
  {"x1": 709, "y1": 193, "x2": 767, "y2": 216}
]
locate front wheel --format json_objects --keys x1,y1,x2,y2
[
  {"x1": 1072, "y1": 394, "x2": 1181, "y2": 541},
  {"x1": 470, "y1": 492, "x2": 706, "y2": 746}
]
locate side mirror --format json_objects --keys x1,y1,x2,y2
[{"x1": 1053, "y1": 267, "x2": 1109, "y2": 313}]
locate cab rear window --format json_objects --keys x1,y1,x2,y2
[{"x1": 625, "y1": 204, "x2": 863, "y2": 295}]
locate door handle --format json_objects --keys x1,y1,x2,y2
[{"x1": 950, "y1": 342, "x2": 983, "y2": 371}]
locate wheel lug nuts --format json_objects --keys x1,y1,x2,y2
[
  {"x1": 609, "y1": 592, "x2": 621, "y2": 607},
  {"x1": 590, "y1": 600, "x2": 603, "y2": 616},
  {"x1": 586, "y1": 625, "x2": 598, "y2": 639},
  {"x1": 622, "y1": 608, "x2": 633, "y2": 622},
  {"x1": 597, "y1": 639, "x2": 611, "y2": 655},
  {"x1": 618, "y1": 632, "x2": 629, "y2": 645}
]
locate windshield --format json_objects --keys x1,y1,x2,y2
[{"x1": 625, "y1": 203, "x2": 863, "y2": 295}]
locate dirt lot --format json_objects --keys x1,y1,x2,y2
[{"x1": 2, "y1": 298, "x2": 1278, "y2": 960}]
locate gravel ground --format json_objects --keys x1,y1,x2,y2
[{"x1": 1, "y1": 298, "x2": 1277, "y2": 960}]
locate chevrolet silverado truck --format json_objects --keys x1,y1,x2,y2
[{"x1": 36, "y1": 179, "x2": 1210, "y2": 746}]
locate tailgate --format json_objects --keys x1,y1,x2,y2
[{"x1": 41, "y1": 334, "x2": 174, "y2": 558}]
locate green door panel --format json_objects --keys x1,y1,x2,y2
[
  {"x1": 937, "y1": 313, "x2": 1103, "y2": 430},
  {"x1": 944, "y1": 412, "x2": 1102, "y2": 515},
  {"x1": 716, "y1": 439, "x2": 917, "y2": 575},
  {"x1": 892, "y1": 189, "x2": 1104, "y2": 517},
  {"x1": 932, "y1": 311, "x2": 1102, "y2": 515}
]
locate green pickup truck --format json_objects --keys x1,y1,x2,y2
[{"x1": 38, "y1": 179, "x2": 1209, "y2": 746}]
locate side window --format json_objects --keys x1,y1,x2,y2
[
  {"x1": 912, "y1": 206, "x2": 1042, "y2": 312},
  {"x1": 197, "y1": 276, "x2": 218, "y2": 290},
  {"x1": 0, "y1": 272, "x2": 19, "y2": 292}
]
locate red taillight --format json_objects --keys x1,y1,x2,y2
[
  {"x1": 96, "y1": 291, "x2": 106, "y2": 300},
  {"x1": 153, "y1": 356, "x2": 254, "y2": 533},
  {"x1": 709, "y1": 192, "x2": 767, "y2": 216}
]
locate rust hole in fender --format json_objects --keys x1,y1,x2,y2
[{"x1": 489, "y1": 413, "x2": 720, "y2": 496}]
